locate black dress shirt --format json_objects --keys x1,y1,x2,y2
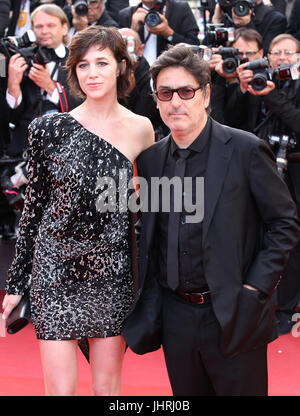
[{"x1": 157, "y1": 117, "x2": 212, "y2": 292}]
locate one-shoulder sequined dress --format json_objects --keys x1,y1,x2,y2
[{"x1": 6, "y1": 112, "x2": 135, "y2": 340}]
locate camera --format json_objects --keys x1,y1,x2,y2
[
  {"x1": 0, "y1": 30, "x2": 60, "y2": 77},
  {"x1": 72, "y1": 0, "x2": 89, "y2": 16},
  {"x1": 244, "y1": 58, "x2": 300, "y2": 91},
  {"x1": 268, "y1": 135, "x2": 297, "y2": 178},
  {"x1": 145, "y1": 0, "x2": 166, "y2": 28},
  {"x1": 233, "y1": 0, "x2": 252, "y2": 16},
  {"x1": 217, "y1": 47, "x2": 248, "y2": 73},
  {"x1": 176, "y1": 43, "x2": 213, "y2": 61},
  {"x1": 1, "y1": 157, "x2": 28, "y2": 211},
  {"x1": 205, "y1": 24, "x2": 235, "y2": 47},
  {"x1": 122, "y1": 35, "x2": 141, "y2": 63},
  {"x1": 218, "y1": 0, "x2": 255, "y2": 16}
]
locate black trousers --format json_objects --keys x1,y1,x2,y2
[{"x1": 161, "y1": 289, "x2": 268, "y2": 396}]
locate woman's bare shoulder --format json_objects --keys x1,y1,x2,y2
[{"x1": 123, "y1": 110, "x2": 155, "y2": 151}]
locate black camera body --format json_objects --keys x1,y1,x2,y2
[
  {"x1": 217, "y1": 47, "x2": 248, "y2": 73},
  {"x1": 206, "y1": 24, "x2": 235, "y2": 47},
  {"x1": 244, "y1": 58, "x2": 300, "y2": 91},
  {"x1": 177, "y1": 43, "x2": 213, "y2": 61},
  {"x1": 218, "y1": 0, "x2": 255, "y2": 16},
  {"x1": 72, "y1": 0, "x2": 89, "y2": 16},
  {"x1": 0, "y1": 30, "x2": 57, "y2": 77},
  {"x1": 145, "y1": 0, "x2": 166, "y2": 28},
  {"x1": 268, "y1": 135, "x2": 297, "y2": 178}
]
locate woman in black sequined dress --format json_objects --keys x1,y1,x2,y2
[{"x1": 2, "y1": 26, "x2": 154, "y2": 395}]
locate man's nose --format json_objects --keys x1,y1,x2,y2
[{"x1": 170, "y1": 91, "x2": 182, "y2": 107}]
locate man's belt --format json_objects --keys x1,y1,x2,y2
[{"x1": 175, "y1": 289, "x2": 211, "y2": 304}]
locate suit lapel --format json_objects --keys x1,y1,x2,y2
[
  {"x1": 144, "y1": 136, "x2": 170, "y2": 250},
  {"x1": 203, "y1": 120, "x2": 234, "y2": 242}
]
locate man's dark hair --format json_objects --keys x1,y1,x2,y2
[
  {"x1": 150, "y1": 45, "x2": 211, "y2": 104},
  {"x1": 233, "y1": 27, "x2": 263, "y2": 51}
]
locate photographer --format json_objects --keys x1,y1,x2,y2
[
  {"x1": 118, "y1": 0, "x2": 200, "y2": 66},
  {"x1": 214, "y1": 27, "x2": 264, "y2": 130},
  {"x1": 212, "y1": 0, "x2": 287, "y2": 53},
  {"x1": 228, "y1": 33, "x2": 300, "y2": 334},
  {"x1": 67, "y1": 0, "x2": 118, "y2": 40},
  {"x1": 5, "y1": 3, "x2": 80, "y2": 158}
]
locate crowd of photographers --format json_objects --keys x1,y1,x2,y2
[{"x1": 0, "y1": 0, "x2": 300, "y2": 334}]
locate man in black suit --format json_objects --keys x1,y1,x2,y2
[
  {"x1": 118, "y1": 0, "x2": 199, "y2": 66},
  {"x1": 5, "y1": 3, "x2": 79, "y2": 157},
  {"x1": 122, "y1": 45, "x2": 300, "y2": 395},
  {"x1": 67, "y1": 0, "x2": 118, "y2": 39},
  {"x1": 212, "y1": 0, "x2": 286, "y2": 54}
]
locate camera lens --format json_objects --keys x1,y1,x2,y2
[
  {"x1": 251, "y1": 73, "x2": 267, "y2": 91},
  {"x1": 74, "y1": 0, "x2": 89, "y2": 16},
  {"x1": 222, "y1": 58, "x2": 237, "y2": 74},
  {"x1": 233, "y1": 1, "x2": 249, "y2": 17},
  {"x1": 145, "y1": 11, "x2": 162, "y2": 27}
]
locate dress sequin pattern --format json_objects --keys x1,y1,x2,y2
[{"x1": 6, "y1": 113, "x2": 135, "y2": 340}]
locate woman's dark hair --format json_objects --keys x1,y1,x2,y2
[{"x1": 66, "y1": 25, "x2": 133, "y2": 100}]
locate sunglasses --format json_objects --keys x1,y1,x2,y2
[{"x1": 154, "y1": 86, "x2": 202, "y2": 101}]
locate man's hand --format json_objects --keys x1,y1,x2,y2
[
  {"x1": 243, "y1": 284, "x2": 258, "y2": 291},
  {"x1": 146, "y1": 14, "x2": 174, "y2": 38},
  {"x1": 212, "y1": 3, "x2": 224, "y2": 24},
  {"x1": 28, "y1": 63, "x2": 55, "y2": 95},
  {"x1": 214, "y1": 55, "x2": 239, "y2": 81},
  {"x1": 7, "y1": 53, "x2": 28, "y2": 101},
  {"x1": 131, "y1": 7, "x2": 148, "y2": 32},
  {"x1": 247, "y1": 81, "x2": 276, "y2": 96},
  {"x1": 237, "y1": 62, "x2": 254, "y2": 93}
]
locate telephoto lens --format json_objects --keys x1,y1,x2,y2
[
  {"x1": 233, "y1": 0, "x2": 250, "y2": 17},
  {"x1": 73, "y1": 0, "x2": 89, "y2": 16}
]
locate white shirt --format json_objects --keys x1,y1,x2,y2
[{"x1": 142, "y1": 5, "x2": 158, "y2": 67}]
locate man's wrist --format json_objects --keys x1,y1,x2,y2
[
  {"x1": 45, "y1": 79, "x2": 56, "y2": 96},
  {"x1": 165, "y1": 28, "x2": 174, "y2": 41},
  {"x1": 7, "y1": 84, "x2": 21, "y2": 100}
]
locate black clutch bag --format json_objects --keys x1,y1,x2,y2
[{"x1": 6, "y1": 292, "x2": 31, "y2": 334}]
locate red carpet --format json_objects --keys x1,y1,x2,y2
[{"x1": 0, "y1": 290, "x2": 299, "y2": 396}]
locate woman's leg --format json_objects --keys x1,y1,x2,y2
[
  {"x1": 89, "y1": 335, "x2": 126, "y2": 396},
  {"x1": 39, "y1": 339, "x2": 78, "y2": 396}
]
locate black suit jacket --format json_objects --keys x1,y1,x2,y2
[
  {"x1": 122, "y1": 118, "x2": 300, "y2": 358},
  {"x1": 118, "y1": 0, "x2": 199, "y2": 57}
]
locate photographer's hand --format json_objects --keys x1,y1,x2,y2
[
  {"x1": 247, "y1": 81, "x2": 275, "y2": 96},
  {"x1": 131, "y1": 7, "x2": 147, "y2": 32},
  {"x1": 7, "y1": 53, "x2": 28, "y2": 104},
  {"x1": 215, "y1": 55, "x2": 238, "y2": 81},
  {"x1": 212, "y1": 3, "x2": 224, "y2": 24},
  {"x1": 28, "y1": 63, "x2": 55, "y2": 95},
  {"x1": 147, "y1": 14, "x2": 174, "y2": 38},
  {"x1": 237, "y1": 62, "x2": 254, "y2": 93}
]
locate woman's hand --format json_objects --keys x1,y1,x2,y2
[{"x1": 2, "y1": 294, "x2": 22, "y2": 321}]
